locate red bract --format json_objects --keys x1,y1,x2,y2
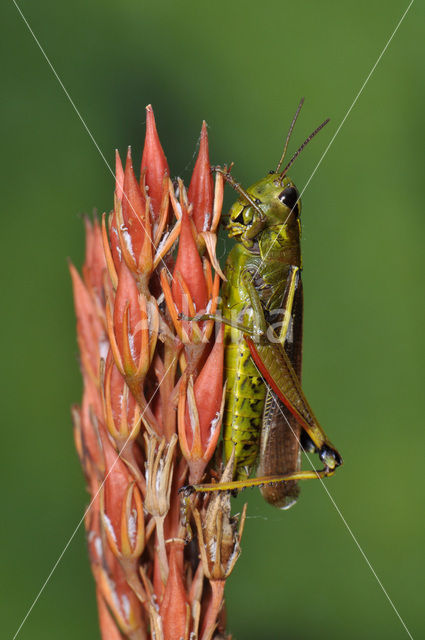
[
  {"x1": 115, "y1": 149, "x2": 124, "y2": 202},
  {"x1": 70, "y1": 262, "x2": 105, "y2": 381},
  {"x1": 82, "y1": 217, "x2": 107, "y2": 301},
  {"x1": 141, "y1": 105, "x2": 169, "y2": 219},
  {"x1": 97, "y1": 588, "x2": 124, "y2": 640},
  {"x1": 193, "y1": 325, "x2": 224, "y2": 444},
  {"x1": 78, "y1": 374, "x2": 104, "y2": 474},
  {"x1": 171, "y1": 208, "x2": 208, "y2": 316},
  {"x1": 159, "y1": 544, "x2": 188, "y2": 640},
  {"x1": 100, "y1": 428, "x2": 144, "y2": 560},
  {"x1": 188, "y1": 121, "x2": 214, "y2": 233},
  {"x1": 178, "y1": 327, "x2": 224, "y2": 483},
  {"x1": 103, "y1": 355, "x2": 141, "y2": 446},
  {"x1": 112, "y1": 259, "x2": 144, "y2": 368},
  {"x1": 121, "y1": 148, "x2": 148, "y2": 262},
  {"x1": 97, "y1": 547, "x2": 145, "y2": 638},
  {"x1": 71, "y1": 106, "x2": 244, "y2": 640}
]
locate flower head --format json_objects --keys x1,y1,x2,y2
[{"x1": 71, "y1": 106, "x2": 244, "y2": 639}]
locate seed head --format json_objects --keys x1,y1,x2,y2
[{"x1": 71, "y1": 106, "x2": 246, "y2": 639}]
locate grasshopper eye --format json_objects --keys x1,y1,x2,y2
[{"x1": 278, "y1": 186, "x2": 300, "y2": 215}]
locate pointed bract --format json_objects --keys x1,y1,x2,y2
[
  {"x1": 179, "y1": 328, "x2": 224, "y2": 483},
  {"x1": 80, "y1": 374, "x2": 104, "y2": 473},
  {"x1": 113, "y1": 260, "x2": 143, "y2": 366},
  {"x1": 115, "y1": 150, "x2": 124, "y2": 202},
  {"x1": 159, "y1": 544, "x2": 188, "y2": 640},
  {"x1": 194, "y1": 326, "x2": 224, "y2": 449},
  {"x1": 122, "y1": 148, "x2": 148, "y2": 261},
  {"x1": 188, "y1": 121, "x2": 214, "y2": 233},
  {"x1": 141, "y1": 105, "x2": 169, "y2": 218},
  {"x1": 109, "y1": 150, "x2": 128, "y2": 271},
  {"x1": 103, "y1": 356, "x2": 141, "y2": 443},
  {"x1": 70, "y1": 262, "x2": 105, "y2": 381},
  {"x1": 97, "y1": 588, "x2": 125, "y2": 640},
  {"x1": 172, "y1": 208, "x2": 208, "y2": 315},
  {"x1": 83, "y1": 217, "x2": 107, "y2": 298},
  {"x1": 101, "y1": 428, "x2": 131, "y2": 545},
  {"x1": 100, "y1": 428, "x2": 144, "y2": 560},
  {"x1": 99, "y1": 547, "x2": 145, "y2": 637}
]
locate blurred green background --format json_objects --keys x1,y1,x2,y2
[{"x1": 1, "y1": 1, "x2": 424, "y2": 638}]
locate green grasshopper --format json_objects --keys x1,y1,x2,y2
[{"x1": 187, "y1": 99, "x2": 342, "y2": 508}]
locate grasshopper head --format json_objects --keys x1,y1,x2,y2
[
  {"x1": 226, "y1": 100, "x2": 329, "y2": 249},
  {"x1": 227, "y1": 172, "x2": 301, "y2": 248}
]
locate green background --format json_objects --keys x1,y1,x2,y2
[{"x1": 2, "y1": 1, "x2": 424, "y2": 638}]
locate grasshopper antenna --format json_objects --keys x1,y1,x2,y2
[
  {"x1": 275, "y1": 97, "x2": 305, "y2": 173},
  {"x1": 213, "y1": 165, "x2": 264, "y2": 218},
  {"x1": 280, "y1": 117, "x2": 330, "y2": 179}
]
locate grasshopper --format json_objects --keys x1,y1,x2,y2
[{"x1": 186, "y1": 99, "x2": 342, "y2": 508}]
